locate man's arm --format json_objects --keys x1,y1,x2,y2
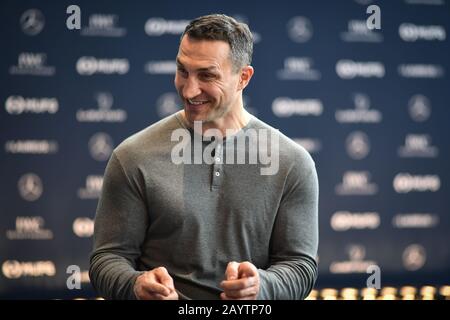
[
  {"x1": 258, "y1": 155, "x2": 319, "y2": 300},
  {"x1": 89, "y1": 151, "x2": 149, "y2": 299}
]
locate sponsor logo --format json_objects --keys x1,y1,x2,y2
[
  {"x1": 6, "y1": 216, "x2": 53, "y2": 240},
  {"x1": 408, "y1": 94, "x2": 431, "y2": 122},
  {"x1": 77, "y1": 175, "x2": 103, "y2": 199},
  {"x1": 76, "y1": 56, "x2": 129, "y2": 75},
  {"x1": 9, "y1": 52, "x2": 55, "y2": 76},
  {"x1": 18, "y1": 173, "x2": 43, "y2": 201},
  {"x1": 76, "y1": 92, "x2": 127, "y2": 122},
  {"x1": 330, "y1": 244, "x2": 377, "y2": 274},
  {"x1": 335, "y1": 93, "x2": 382, "y2": 123},
  {"x1": 251, "y1": 31, "x2": 261, "y2": 43},
  {"x1": 157, "y1": 92, "x2": 182, "y2": 118},
  {"x1": 398, "y1": 64, "x2": 444, "y2": 78},
  {"x1": 5, "y1": 95, "x2": 58, "y2": 115},
  {"x1": 402, "y1": 244, "x2": 426, "y2": 271},
  {"x1": 346, "y1": 131, "x2": 370, "y2": 160},
  {"x1": 73, "y1": 217, "x2": 94, "y2": 238},
  {"x1": 341, "y1": 19, "x2": 383, "y2": 42},
  {"x1": 144, "y1": 60, "x2": 177, "y2": 75},
  {"x1": 89, "y1": 133, "x2": 114, "y2": 161},
  {"x1": 393, "y1": 173, "x2": 440, "y2": 193},
  {"x1": 398, "y1": 134, "x2": 438, "y2": 158},
  {"x1": 399, "y1": 23, "x2": 446, "y2": 41},
  {"x1": 231, "y1": 14, "x2": 262, "y2": 43},
  {"x1": 5, "y1": 140, "x2": 58, "y2": 154},
  {"x1": 336, "y1": 60, "x2": 385, "y2": 79},
  {"x1": 293, "y1": 138, "x2": 322, "y2": 154},
  {"x1": 81, "y1": 14, "x2": 126, "y2": 37},
  {"x1": 20, "y1": 9, "x2": 45, "y2": 35},
  {"x1": 2, "y1": 260, "x2": 56, "y2": 279},
  {"x1": 331, "y1": 211, "x2": 380, "y2": 231},
  {"x1": 144, "y1": 18, "x2": 189, "y2": 36},
  {"x1": 335, "y1": 171, "x2": 378, "y2": 195},
  {"x1": 277, "y1": 57, "x2": 321, "y2": 80},
  {"x1": 272, "y1": 97, "x2": 323, "y2": 117},
  {"x1": 392, "y1": 213, "x2": 439, "y2": 228},
  {"x1": 287, "y1": 16, "x2": 313, "y2": 43}
]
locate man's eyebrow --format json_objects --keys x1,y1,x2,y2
[
  {"x1": 176, "y1": 58, "x2": 218, "y2": 72},
  {"x1": 176, "y1": 59, "x2": 185, "y2": 68}
]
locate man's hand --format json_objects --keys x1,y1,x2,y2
[
  {"x1": 220, "y1": 261, "x2": 260, "y2": 300},
  {"x1": 133, "y1": 266, "x2": 179, "y2": 300}
]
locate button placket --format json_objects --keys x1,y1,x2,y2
[{"x1": 212, "y1": 142, "x2": 223, "y2": 188}]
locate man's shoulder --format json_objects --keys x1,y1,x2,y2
[
  {"x1": 250, "y1": 115, "x2": 314, "y2": 164},
  {"x1": 114, "y1": 112, "x2": 182, "y2": 159}
]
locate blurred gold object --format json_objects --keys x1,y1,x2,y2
[
  {"x1": 321, "y1": 288, "x2": 338, "y2": 300},
  {"x1": 341, "y1": 288, "x2": 358, "y2": 300},
  {"x1": 380, "y1": 287, "x2": 397, "y2": 300},
  {"x1": 305, "y1": 289, "x2": 318, "y2": 300},
  {"x1": 310, "y1": 285, "x2": 449, "y2": 301},
  {"x1": 361, "y1": 287, "x2": 378, "y2": 300},
  {"x1": 400, "y1": 286, "x2": 417, "y2": 300},
  {"x1": 439, "y1": 285, "x2": 450, "y2": 300},
  {"x1": 420, "y1": 286, "x2": 436, "y2": 300}
]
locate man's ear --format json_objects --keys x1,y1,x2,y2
[{"x1": 238, "y1": 66, "x2": 254, "y2": 91}]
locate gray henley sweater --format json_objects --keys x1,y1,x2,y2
[{"x1": 89, "y1": 112, "x2": 319, "y2": 300}]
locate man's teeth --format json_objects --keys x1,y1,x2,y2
[{"x1": 188, "y1": 99, "x2": 207, "y2": 105}]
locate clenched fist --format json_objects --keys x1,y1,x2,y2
[
  {"x1": 134, "y1": 266, "x2": 178, "y2": 300},
  {"x1": 220, "y1": 261, "x2": 260, "y2": 300}
]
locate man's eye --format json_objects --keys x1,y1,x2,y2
[
  {"x1": 177, "y1": 68, "x2": 188, "y2": 76},
  {"x1": 199, "y1": 73, "x2": 215, "y2": 80}
]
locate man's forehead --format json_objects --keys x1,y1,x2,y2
[
  {"x1": 177, "y1": 36, "x2": 231, "y2": 69},
  {"x1": 180, "y1": 35, "x2": 230, "y2": 51},
  {"x1": 176, "y1": 56, "x2": 220, "y2": 71}
]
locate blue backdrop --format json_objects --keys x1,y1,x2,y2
[{"x1": 1, "y1": 0, "x2": 449, "y2": 299}]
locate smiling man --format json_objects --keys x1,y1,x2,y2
[
  {"x1": 90, "y1": 14, "x2": 319, "y2": 300},
  {"x1": 174, "y1": 23, "x2": 253, "y2": 135}
]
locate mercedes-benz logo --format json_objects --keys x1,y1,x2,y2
[
  {"x1": 157, "y1": 92, "x2": 181, "y2": 118},
  {"x1": 346, "y1": 131, "x2": 370, "y2": 160},
  {"x1": 95, "y1": 92, "x2": 114, "y2": 110},
  {"x1": 20, "y1": 9, "x2": 45, "y2": 36},
  {"x1": 2, "y1": 260, "x2": 22, "y2": 279},
  {"x1": 347, "y1": 244, "x2": 366, "y2": 261},
  {"x1": 353, "y1": 93, "x2": 370, "y2": 110},
  {"x1": 403, "y1": 244, "x2": 426, "y2": 271},
  {"x1": 287, "y1": 16, "x2": 313, "y2": 43},
  {"x1": 18, "y1": 173, "x2": 43, "y2": 201},
  {"x1": 89, "y1": 133, "x2": 114, "y2": 161},
  {"x1": 409, "y1": 94, "x2": 431, "y2": 122}
]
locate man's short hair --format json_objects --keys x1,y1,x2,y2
[{"x1": 181, "y1": 14, "x2": 253, "y2": 72}]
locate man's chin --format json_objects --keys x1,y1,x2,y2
[{"x1": 184, "y1": 109, "x2": 208, "y2": 122}]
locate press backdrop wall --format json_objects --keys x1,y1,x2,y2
[{"x1": 1, "y1": 0, "x2": 449, "y2": 298}]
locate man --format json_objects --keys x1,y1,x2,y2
[{"x1": 90, "y1": 14, "x2": 318, "y2": 300}]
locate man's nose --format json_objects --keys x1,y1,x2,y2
[{"x1": 182, "y1": 77, "x2": 201, "y2": 99}]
